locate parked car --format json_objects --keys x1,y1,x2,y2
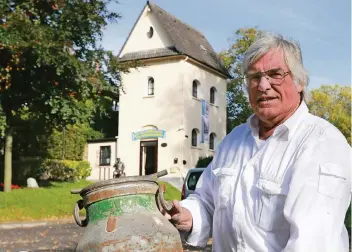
[{"x1": 181, "y1": 167, "x2": 206, "y2": 200}]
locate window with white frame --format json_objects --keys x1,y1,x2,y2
[
  {"x1": 192, "y1": 80, "x2": 199, "y2": 98},
  {"x1": 209, "y1": 132, "x2": 217, "y2": 150},
  {"x1": 210, "y1": 87, "x2": 216, "y2": 104},
  {"x1": 148, "y1": 77, "x2": 154, "y2": 95},
  {"x1": 191, "y1": 128, "x2": 199, "y2": 147},
  {"x1": 99, "y1": 146, "x2": 111, "y2": 166}
]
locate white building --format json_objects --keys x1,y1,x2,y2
[
  {"x1": 117, "y1": 1, "x2": 229, "y2": 179},
  {"x1": 86, "y1": 138, "x2": 118, "y2": 181},
  {"x1": 87, "y1": 2, "x2": 229, "y2": 181}
]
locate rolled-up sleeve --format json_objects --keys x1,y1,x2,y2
[
  {"x1": 179, "y1": 163, "x2": 215, "y2": 247},
  {"x1": 283, "y1": 138, "x2": 352, "y2": 252}
]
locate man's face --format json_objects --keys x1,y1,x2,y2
[{"x1": 247, "y1": 49, "x2": 302, "y2": 125}]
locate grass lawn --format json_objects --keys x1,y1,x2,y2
[{"x1": 0, "y1": 180, "x2": 181, "y2": 223}]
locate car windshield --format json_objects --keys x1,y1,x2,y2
[{"x1": 187, "y1": 171, "x2": 203, "y2": 191}]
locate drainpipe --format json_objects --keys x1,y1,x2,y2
[{"x1": 115, "y1": 136, "x2": 118, "y2": 160}]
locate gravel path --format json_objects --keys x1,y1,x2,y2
[{"x1": 0, "y1": 222, "x2": 212, "y2": 251}]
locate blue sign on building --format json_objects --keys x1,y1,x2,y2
[
  {"x1": 201, "y1": 100, "x2": 209, "y2": 143},
  {"x1": 132, "y1": 129, "x2": 166, "y2": 141}
]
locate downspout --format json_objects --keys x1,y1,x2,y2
[{"x1": 115, "y1": 136, "x2": 118, "y2": 160}]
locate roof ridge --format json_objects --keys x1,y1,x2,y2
[{"x1": 147, "y1": 2, "x2": 206, "y2": 39}]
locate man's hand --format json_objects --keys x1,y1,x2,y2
[{"x1": 162, "y1": 200, "x2": 193, "y2": 233}]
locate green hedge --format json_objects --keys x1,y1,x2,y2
[
  {"x1": 0, "y1": 158, "x2": 91, "y2": 185},
  {"x1": 195, "y1": 156, "x2": 213, "y2": 168},
  {"x1": 0, "y1": 157, "x2": 43, "y2": 185},
  {"x1": 42, "y1": 159, "x2": 91, "y2": 181},
  {"x1": 45, "y1": 124, "x2": 103, "y2": 161}
]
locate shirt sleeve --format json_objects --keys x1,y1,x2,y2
[
  {"x1": 282, "y1": 138, "x2": 351, "y2": 252},
  {"x1": 179, "y1": 162, "x2": 216, "y2": 247}
]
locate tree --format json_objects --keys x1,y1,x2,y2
[
  {"x1": 0, "y1": 0, "x2": 128, "y2": 192},
  {"x1": 308, "y1": 84, "x2": 351, "y2": 144},
  {"x1": 308, "y1": 85, "x2": 352, "y2": 240},
  {"x1": 195, "y1": 156, "x2": 213, "y2": 168},
  {"x1": 219, "y1": 28, "x2": 259, "y2": 133}
]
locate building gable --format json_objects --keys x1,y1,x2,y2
[
  {"x1": 118, "y1": 2, "x2": 230, "y2": 78},
  {"x1": 118, "y1": 4, "x2": 174, "y2": 57}
]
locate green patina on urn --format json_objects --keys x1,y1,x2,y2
[{"x1": 71, "y1": 170, "x2": 183, "y2": 252}]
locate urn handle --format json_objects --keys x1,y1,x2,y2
[
  {"x1": 73, "y1": 199, "x2": 88, "y2": 227},
  {"x1": 158, "y1": 184, "x2": 177, "y2": 215}
]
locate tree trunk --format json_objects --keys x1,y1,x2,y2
[{"x1": 3, "y1": 126, "x2": 13, "y2": 193}]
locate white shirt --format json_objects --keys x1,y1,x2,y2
[{"x1": 180, "y1": 102, "x2": 351, "y2": 252}]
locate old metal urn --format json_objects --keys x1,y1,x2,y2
[{"x1": 71, "y1": 170, "x2": 183, "y2": 252}]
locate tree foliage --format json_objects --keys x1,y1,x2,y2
[
  {"x1": 308, "y1": 84, "x2": 351, "y2": 144},
  {"x1": 0, "y1": 0, "x2": 128, "y2": 192},
  {"x1": 42, "y1": 159, "x2": 91, "y2": 181},
  {"x1": 45, "y1": 123, "x2": 103, "y2": 161},
  {"x1": 195, "y1": 156, "x2": 213, "y2": 168},
  {"x1": 219, "y1": 28, "x2": 259, "y2": 133}
]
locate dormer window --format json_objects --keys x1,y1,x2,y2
[
  {"x1": 147, "y1": 26, "x2": 154, "y2": 38},
  {"x1": 200, "y1": 44, "x2": 207, "y2": 51},
  {"x1": 148, "y1": 77, "x2": 154, "y2": 95}
]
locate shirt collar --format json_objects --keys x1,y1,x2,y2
[
  {"x1": 247, "y1": 113, "x2": 260, "y2": 143},
  {"x1": 247, "y1": 102, "x2": 309, "y2": 141}
]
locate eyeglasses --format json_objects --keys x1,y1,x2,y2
[{"x1": 244, "y1": 69, "x2": 291, "y2": 87}]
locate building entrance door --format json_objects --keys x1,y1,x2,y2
[{"x1": 139, "y1": 140, "x2": 158, "y2": 175}]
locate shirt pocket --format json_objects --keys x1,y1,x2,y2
[
  {"x1": 212, "y1": 167, "x2": 237, "y2": 209},
  {"x1": 255, "y1": 178, "x2": 290, "y2": 232},
  {"x1": 318, "y1": 163, "x2": 350, "y2": 199}
]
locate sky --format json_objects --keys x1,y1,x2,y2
[{"x1": 101, "y1": 0, "x2": 351, "y2": 91}]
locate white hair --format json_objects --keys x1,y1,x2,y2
[{"x1": 242, "y1": 32, "x2": 309, "y2": 101}]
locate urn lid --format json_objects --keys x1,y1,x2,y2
[{"x1": 71, "y1": 170, "x2": 168, "y2": 196}]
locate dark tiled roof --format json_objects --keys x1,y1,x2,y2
[
  {"x1": 87, "y1": 138, "x2": 117, "y2": 143},
  {"x1": 118, "y1": 2, "x2": 229, "y2": 78},
  {"x1": 118, "y1": 46, "x2": 179, "y2": 61}
]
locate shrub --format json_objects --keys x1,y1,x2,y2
[
  {"x1": 195, "y1": 156, "x2": 213, "y2": 168},
  {"x1": 45, "y1": 124, "x2": 103, "y2": 161},
  {"x1": 63, "y1": 160, "x2": 91, "y2": 180},
  {"x1": 0, "y1": 157, "x2": 44, "y2": 185},
  {"x1": 43, "y1": 159, "x2": 91, "y2": 181}
]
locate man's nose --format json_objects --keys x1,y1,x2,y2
[{"x1": 257, "y1": 75, "x2": 271, "y2": 91}]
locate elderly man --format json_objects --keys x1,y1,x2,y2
[{"x1": 163, "y1": 33, "x2": 351, "y2": 251}]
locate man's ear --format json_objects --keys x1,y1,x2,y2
[{"x1": 295, "y1": 82, "x2": 303, "y2": 92}]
